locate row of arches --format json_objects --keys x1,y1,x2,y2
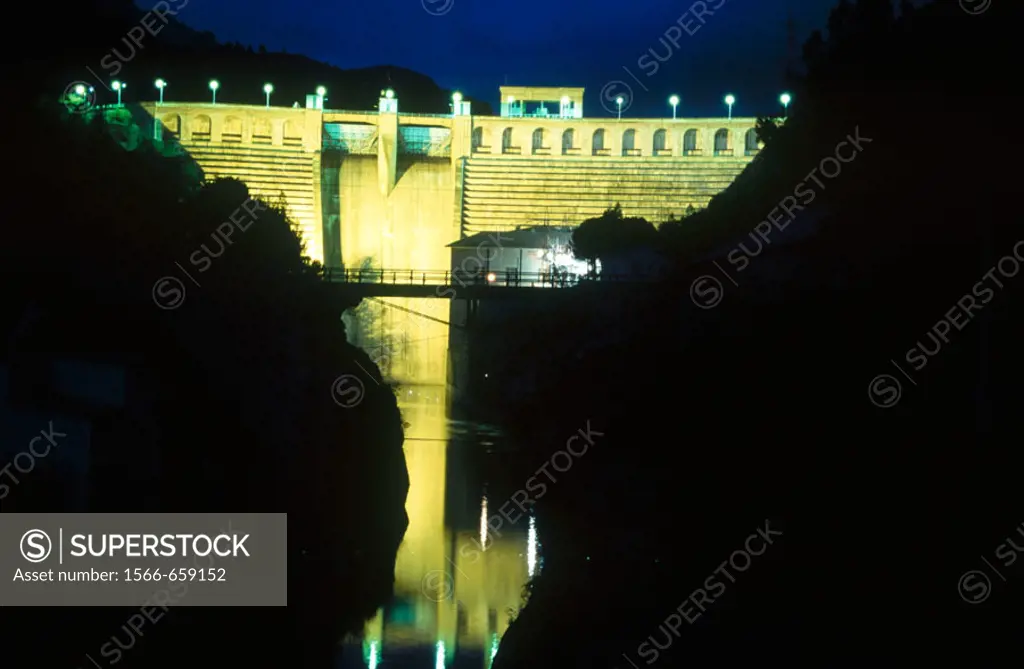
[
  {"x1": 473, "y1": 127, "x2": 761, "y2": 157},
  {"x1": 157, "y1": 114, "x2": 305, "y2": 145}
]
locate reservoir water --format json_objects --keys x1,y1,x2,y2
[{"x1": 338, "y1": 297, "x2": 537, "y2": 668}]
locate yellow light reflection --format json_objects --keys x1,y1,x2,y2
[
  {"x1": 527, "y1": 515, "x2": 537, "y2": 577},
  {"x1": 354, "y1": 292, "x2": 530, "y2": 664},
  {"x1": 480, "y1": 495, "x2": 489, "y2": 551},
  {"x1": 435, "y1": 640, "x2": 446, "y2": 669}
]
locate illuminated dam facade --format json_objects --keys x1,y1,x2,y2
[
  {"x1": 104, "y1": 85, "x2": 761, "y2": 270},
  {"x1": 96, "y1": 86, "x2": 759, "y2": 666}
]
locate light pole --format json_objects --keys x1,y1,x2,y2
[
  {"x1": 316, "y1": 85, "x2": 326, "y2": 108},
  {"x1": 616, "y1": 96, "x2": 623, "y2": 120},
  {"x1": 779, "y1": 92, "x2": 791, "y2": 118},
  {"x1": 385, "y1": 88, "x2": 394, "y2": 99},
  {"x1": 112, "y1": 80, "x2": 125, "y2": 105},
  {"x1": 264, "y1": 83, "x2": 273, "y2": 108},
  {"x1": 724, "y1": 94, "x2": 735, "y2": 120},
  {"x1": 452, "y1": 91, "x2": 462, "y2": 115},
  {"x1": 669, "y1": 95, "x2": 679, "y2": 119},
  {"x1": 155, "y1": 78, "x2": 166, "y2": 104},
  {"x1": 209, "y1": 79, "x2": 219, "y2": 104}
]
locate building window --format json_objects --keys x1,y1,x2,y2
[
  {"x1": 744, "y1": 128, "x2": 761, "y2": 155},
  {"x1": 253, "y1": 118, "x2": 272, "y2": 144},
  {"x1": 283, "y1": 119, "x2": 304, "y2": 146},
  {"x1": 714, "y1": 128, "x2": 732, "y2": 156},
  {"x1": 501, "y1": 127, "x2": 519, "y2": 154},
  {"x1": 222, "y1": 116, "x2": 242, "y2": 143},
  {"x1": 562, "y1": 129, "x2": 577, "y2": 155},
  {"x1": 653, "y1": 129, "x2": 668, "y2": 154},
  {"x1": 532, "y1": 128, "x2": 549, "y2": 154},
  {"x1": 191, "y1": 114, "x2": 211, "y2": 141},
  {"x1": 683, "y1": 128, "x2": 701, "y2": 155},
  {"x1": 622, "y1": 129, "x2": 638, "y2": 156},
  {"x1": 160, "y1": 114, "x2": 181, "y2": 140}
]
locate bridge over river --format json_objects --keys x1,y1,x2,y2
[{"x1": 323, "y1": 268, "x2": 659, "y2": 298}]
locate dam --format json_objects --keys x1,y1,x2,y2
[
  {"x1": 88, "y1": 84, "x2": 761, "y2": 667},
  {"x1": 94, "y1": 84, "x2": 762, "y2": 271}
]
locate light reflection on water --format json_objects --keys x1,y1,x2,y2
[{"x1": 339, "y1": 298, "x2": 536, "y2": 668}]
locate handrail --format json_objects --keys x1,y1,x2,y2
[
  {"x1": 321, "y1": 267, "x2": 658, "y2": 287},
  {"x1": 322, "y1": 108, "x2": 380, "y2": 115}
]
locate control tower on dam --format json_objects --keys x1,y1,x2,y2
[{"x1": 101, "y1": 85, "x2": 763, "y2": 271}]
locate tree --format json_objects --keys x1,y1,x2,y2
[
  {"x1": 571, "y1": 204, "x2": 657, "y2": 271},
  {"x1": 754, "y1": 116, "x2": 780, "y2": 146},
  {"x1": 3, "y1": 98, "x2": 409, "y2": 669}
]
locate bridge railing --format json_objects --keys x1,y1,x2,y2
[{"x1": 322, "y1": 268, "x2": 657, "y2": 287}]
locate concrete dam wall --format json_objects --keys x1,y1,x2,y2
[
  {"x1": 330, "y1": 154, "x2": 457, "y2": 273},
  {"x1": 461, "y1": 155, "x2": 750, "y2": 235},
  {"x1": 103, "y1": 100, "x2": 761, "y2": 269}
]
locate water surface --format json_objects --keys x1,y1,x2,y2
[{"x1": 339, "y1": 297, "x2": 538, "y2": 668}]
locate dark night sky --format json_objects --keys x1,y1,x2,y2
[{"x1": 171, "y1": 0, "x2": 844, "y2": 117}]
